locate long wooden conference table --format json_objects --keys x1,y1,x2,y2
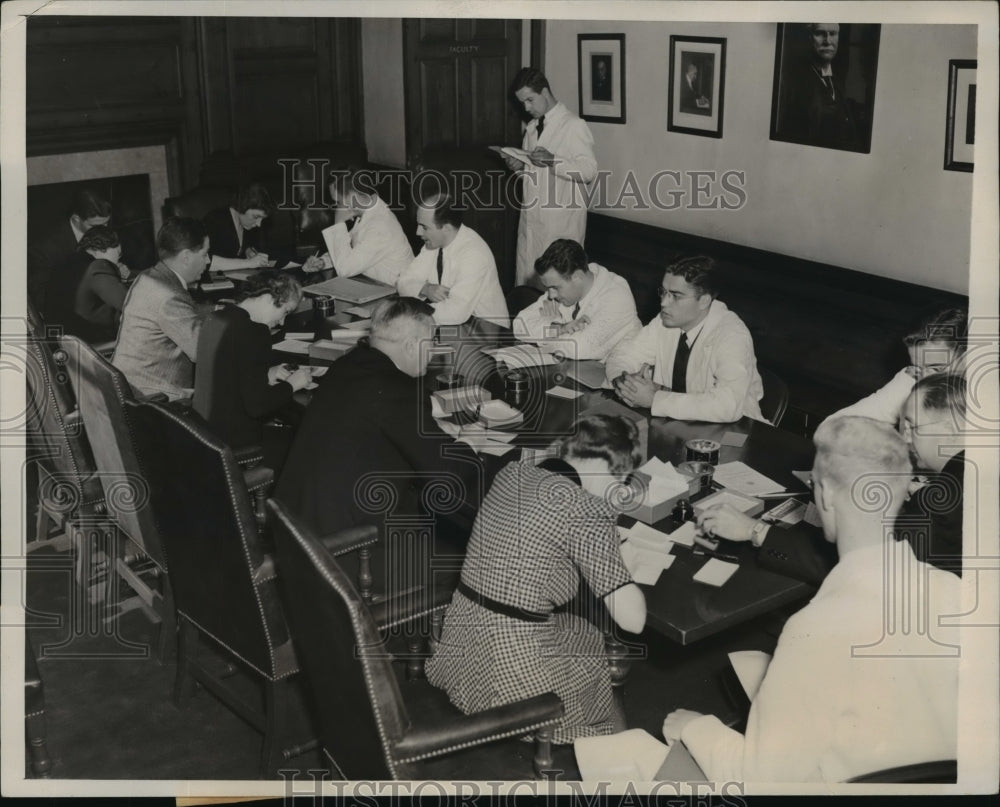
[{"x1": 251, "y1": 273, "x2": 823, "y2": 648}]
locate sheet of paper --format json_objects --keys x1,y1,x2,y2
[
  {"x1": 324, "y1": 329, "x2": 368, "y2": 341},
  {"x1": 728, "y1": 650, "x2": 772, "y2": 702},
  {"x1": 489, "y1": 145, "x2": 531, "y2": 165},
  {"x1": 309, "y1": 366, "x2": 328, "y2": 377},
  {"x1": 489, "y1": 345, "x2": 557, "y2": 369},
  {"x1": 574, "y1": 729, "x2": 670, "y2": 783},
  {"x1": 721, "y1": 431, "x2": 748, "y2": 447},
  {"x1": 272, "y1": 339, "x2": 311, "y2": 355},
  {"x1": 667, "y1": 521, "x2": 697, "y2": 547},
  {"x1": 457, "y1": 434, "x2": 517, "y2": 456},
  {"x1": 621, "y1": 542, "x2": 675, "y2": 585},
  {"x1": 221, "y1": 269, "x2": 260, "y2": 281},
  {"x1": 200, "y1": 280, "x2": 234, "y2": 292},
  {"x1": 284, "y1": 332, "x2": 314, "y2": 341},
  {"x1": 693, "y1": 557, "x2": 739, "y2": 587},
  {"x1": 565, "y1": 360, "x2": 608, "y2": 389},
  {"x1": 436, "y1": 418, "x2": 461, "y2": 437},
  {"x1": 803, "y1": 502, "x2": 823, "y2": 528},
  {"x1": 712, "y1": 461, "x2": 786, "y2": 496},
  {"x1": 791, "y1": 470, "x2": 813, "y2": 487},
  {"x1": 459, "y1": 424, "x2": 517, "y2": 443},
  {"x1": 283, "y1": 260, "x2": 302, "y2": 269},
  {"x1": 620, "y1": 521, "x2": 674, "y2": 553},
  {"x1": 545, "y1": 385, "x2": 583, "y2": 400}
]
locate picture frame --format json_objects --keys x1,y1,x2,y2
[
  {"x1": 770, "y1": 23, "x2": 880, "y2": 153},
  {"x1": 668, "y1": 35, "x2": 726, "y2": 138},
  {"x1": 944, "y1": 59, "x2": 976, "y2": 172},
  {"x1": 577, "y1": 34, "x2": 626, "y2": 124}
]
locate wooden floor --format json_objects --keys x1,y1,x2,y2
[{"x1": 23, "y1": 541, "x2": 783, "y2": 784}]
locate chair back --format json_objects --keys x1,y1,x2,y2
[
  {"x1": 268, "y1": 499, "x2": 412, "y2": 779},
  {"x1": 758, "y1": 365, "x2": 790, "y2": 428},
  {"x1": 161, "y1": 186, "x2": 232, "y2": 222},
  {"x1": 129, "y1": 400, "x2": 295, "y2": 680},
  {"x1": 58, "y1": 335, "x2": 165, "y2": 565},
  {"x1": 24, "y1": 318, "x2": 101, "y2": 515}
]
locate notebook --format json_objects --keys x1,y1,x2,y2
[{"x1": 302, "y1": 276, "x2": 396, "y2": 304}]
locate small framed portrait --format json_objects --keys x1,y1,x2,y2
[
  {"x1": 944, "y1": 59, "x2": 976, "y2": 172},
  {"x1": 578, "y1": 34, "x2": 626, "y2": 124},
  {"x1": 668, "y1": 36, "x2": 726, "y2": 138},
  {"x1": 770, "y1": 23, "x2": 881, "y2": 153}
]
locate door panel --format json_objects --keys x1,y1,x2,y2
[{"x1": 403, "y1": 18, "x2": 522, "y2": 291}]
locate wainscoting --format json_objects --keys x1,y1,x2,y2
[{"x1": 584, "y1": 213, "x2": 968, "y2": 435}]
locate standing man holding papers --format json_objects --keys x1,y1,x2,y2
[
  {"x1": 504, "y1": 68, "x2": 598, "y2": 288},
  {"x1": 513, "y1": 238, "x2": 640, "y2": 361},
  {"x1": 396, "y1": 193, "x2": 509, "y2": 329}
]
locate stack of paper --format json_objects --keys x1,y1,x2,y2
[
  {"x1": 693, "y1": 557, "x2": 739, "y2": 587},
  {"x1": 483, "y1": 345, "x2": 557, "y2": 369},
  {"x1": 635, "y1": 457, "x2": 690, "y2": 504},
  {"x1": 712, "y1": 461, "x2": 785, "y2": 496},
  {"x1": 456, "y1": 425, "x2": 517, "y2": 457},
  {"x1": 478, "y1": 399, "x2": 523, "y2": 428},
  {"x1": 619, "y1": 538, "x2": 675, "y2": 586},
  {"x1": 272, "y1": 339, "x2": 311, "y2": 355}
]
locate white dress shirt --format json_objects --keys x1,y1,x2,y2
[
  {"x1": 320, "y1": 196, "x2": 414, "y2": 286},
  {"x1": 605, "y1": 299, "x2": 764, "y2": 422},
  {"x1": 512, "y1": 263, "x2": 640, "y2": 361},
  {"x1": 397, "y1": 224, "x2": 509, "y2": 327},
  {"x1": 823, "y1": 367, "x2": 917, "y2": 427},
  {"x1": 681, "y1": 539, "x2": 960, "y2": 783},
  {"x1": 516, "y1": 102, "x2": 598, "y2": 286}
]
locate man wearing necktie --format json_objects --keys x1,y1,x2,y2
[
  {"x1": 607, "y1": 255, "x2": 765, "y2": 423},
  {"x1": 778, "y1": 22, "x2": 860, "y2": 149},
  {"x1": 503, "y1": 68, "x2": 598, "y2": 288},
  {"x1": 512, "y1": 238, "x2": 641, "y2": 362}
]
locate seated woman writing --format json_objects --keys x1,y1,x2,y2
[
  {"x1": 426, "y1": 414, "x2": 647, "y2": 744},
  {"x1": 202, "y1": 182, "x2": 276, "y2": 275},
  {"x1": 193, "y1": 272, "x2": 313, "y2": 471},
  {"x1": 47, "y1": 224, "x2": 130, "y2": 344}
]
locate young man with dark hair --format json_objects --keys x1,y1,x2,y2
[
  {"x1": 305, "y1": 168, "x2": 414, "y2": 285},
  {"x1": 112, "y1": 217, "x2": 210, "y2": 400},
  {"x1": 396, "y1": 193, "x2": 508, "y2": 328},
  {"x1": 513, "y1": 238, "x2": 640, "y2": 361},
  {"x1": 607, "y1": 255, "x2": 764, "y2": 422},
  {"x1": 507, "y1": 67, "x2": 597, "y2": 287}
]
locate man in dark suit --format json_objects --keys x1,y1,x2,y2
[
  {"x1": 778, "y1": 23, "x2": 860, "y2": 149},
  {"x1": 698, "y1": 374, "x2": 967, "y2": 582},
  {"x1": 679, "y1": 61, "x2": 709, "y2": 115},
  {"x1": 276, "y1": 296, "x2": 482, "y2": 537},
  {"x1": 29, "y1": 188, "x2": 111, "y2": 315},
  {"x1": 111, "y1": 217, "x2": 210, "y2": 400}
]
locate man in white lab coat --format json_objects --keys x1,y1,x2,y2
[{"x1": 505, "y1": 68, "x2": 598, "y2": 288}]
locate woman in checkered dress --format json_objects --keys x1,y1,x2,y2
[{"x1": 426, "y1": 415, "x2": 647, "y2": 744}]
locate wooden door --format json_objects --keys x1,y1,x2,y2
[{"x1": 403, "y1": 19, "x2": 523, "y2": 291}]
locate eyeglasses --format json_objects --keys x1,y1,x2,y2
[
  {"x1": 900, "y1": 418, "x2": 953, "y2": 436},
  {"x1": 657, "y1": 287, "x2": 692, "y2": 301}
]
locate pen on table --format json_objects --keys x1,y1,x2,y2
[
  {"x1": 693, "y1": 547, "x2": 740, "y2": 564},
  {"x1": 757, "y1": 490, "x2": 806, "y2": 499}
]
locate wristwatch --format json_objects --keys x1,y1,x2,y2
[{"x1": 750, "y1": 520, "x2": 770, "y2": 548}]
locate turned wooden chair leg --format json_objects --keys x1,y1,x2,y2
[{"x1": 533, "y1": 727, "x2": 554, "y2": 778}]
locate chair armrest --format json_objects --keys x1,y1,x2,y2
[
  {"x1": 253, "y1": 552, "x2": 277, "y2": 583},
  {"x1": 136, "y1": 391, "x2": 170, "y2": 404},
  {"x1": 369, "y1": 590, "x2": 448, "y2": 631},
  {"x1": 242, "y1": 464, "x2": 275, "y2": 494},
  {"x1": 233, "y1": 444, "x2": 265, "y2": 468},
  {"x1": 319, "y1": 524, "x2": 379, "y2": 556},
  {"x1": 392, "y1": 693, "x2": 563, "y2": 763}
]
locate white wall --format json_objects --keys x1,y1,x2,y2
[
  {"x1": 362, "y1": 18, "x2": 407, "y2": 168},
  {"x1": 544, "y1": 21, "x2": 976, "y2": 294}
]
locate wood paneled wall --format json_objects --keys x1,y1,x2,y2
[{"x1": 26, "y1": 16, "x2": 364, "y2": 192}]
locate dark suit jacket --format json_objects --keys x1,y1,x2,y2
[
  {"x1": 202, "y1": 207, "x2": 263, "y2": 282},
  {"x1": 898, "y1": 451, "x2": 965, "y2": 577},
  {"x1": 275, "y1": 345, "x2": 482, "y2": 539},
  {"x1": 29, "y1": 219, "x2": 78, "y2": 315},
  {"x1": 46, "y1": 254, "x2": 126, "y2": 344},
  {"x1": 193, "y1": 305, "x2": 293, "y2": 454},
  {"x1": 779, "y1": 65, "x2": 859, "y2": 149},
  {"x1": 759, "y1": 455, "x2": 965, "y2": 584}
]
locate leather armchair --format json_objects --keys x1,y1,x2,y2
[
  {"x1": 267, "y1": 498, "x2": 568, "y2": 780},
  {"x1": 126, "y1": 399, "x2": 315, "y2": 777}
]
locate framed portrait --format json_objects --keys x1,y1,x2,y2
[
  {"x1": 578, "y1": 34, "x2": 626, "y2": 124},
  {"x1": 668, "y1": 36, "x2": 726, "y2": 138},
  {"x1": 944, "y1": 59, "x2": 976, "y2": 172},
  {"x1": 770, "y1": 23, "x2": 880, "y2": 153}
]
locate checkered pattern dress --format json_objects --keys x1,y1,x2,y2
[{"x1": 426, "y1": 461, "x2": 633, "y2": 744}]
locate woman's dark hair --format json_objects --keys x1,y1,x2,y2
[
  {"x1": 70, "y1": 188, "x2": 111, "y2": 220},
  {"x1": 77, "y1": 224, "x2": 120, "y2": 254},
  {"x1": 903, "y1": 307, "x2": 969, "y2": 355},
  {"x1": 236, "y1": 271, "x2": 302, "y2": 308},
  {"x1": 558, "y1": 414, "x2": 642, "y2": 477},
  {"x1": 231, "y1": 182, "x2": 276, "y2": 215}
]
